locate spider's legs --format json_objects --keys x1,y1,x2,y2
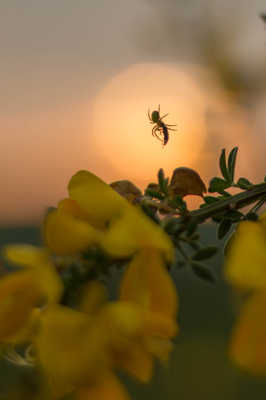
[
  {"x1": 160, "y1": 113, "x2": 169, "y2": 120},
  {"x1": 148, "y1": 109, "x2": 152, "y2": 122},
  {"x1": 154, "y1": 127, "x2": 164, "y2": 142}
]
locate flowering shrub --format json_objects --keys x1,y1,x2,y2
[{"x1": 1, "y1": 147, "x2": 266, "y2": 398}]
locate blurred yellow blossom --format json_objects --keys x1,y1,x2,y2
[
  {"x1": 68, "y1": 170, "x2": 128, "y2": 228},
  {"x1": 115, "y1": 247, "x2": 178, "y2": 381},
  {"x1": 34, "y1": 263, "x2": 178, "y2": 398},
  {"x1": 225, "y1": 214, "x2": 266, "y2": 290},
  {"x1": 230, "y1": 290, "x2": 266, "y2": 374},
  {"x1": 100, "y1": 206, "x2": 174, "y2": 261},
  {"x1": 44, "y1": 170, "x2": 174, "y2": 261},
  {"x1": 44, "y1": 208, "x2": 102, "y2": 256},
  {"x1": 0, "y1": 245, "x2": 62, "y2": 344},
  {"x1": 1, "y1": 170, "x2": 178, "y2": 400},
  {"x1": 225, "y1": 212, "x2": 266, "y2": 375}
]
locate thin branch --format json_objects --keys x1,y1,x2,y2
[{"x1": 190, "y1": 183, "x2": 266, "y2": 223}]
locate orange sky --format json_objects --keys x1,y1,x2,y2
[
  {"x1": 1, "y1": 1, "x2": 266, "y2": 225},
  {"x1": 2, "y1": 62, "x2": 265, "y2": 225}
]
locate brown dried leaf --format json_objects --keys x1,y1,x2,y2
[
  {"x1": 169, "y1": 167, "x2": 207, "y2": 198},
  {"x1": 110, "y1": 180, "x2": 142, "y2": 203}
]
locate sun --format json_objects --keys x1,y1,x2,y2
[{"x1": 90, "y1": 63, "x2": 223, "y2": 188}]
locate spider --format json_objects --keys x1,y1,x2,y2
[{"x1": 148, "y1": 105, "x2": 176, "y2": 146}]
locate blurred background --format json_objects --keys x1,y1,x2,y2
[{"x1": 1, "y1": 0, "x2": 266, "y2": 398}]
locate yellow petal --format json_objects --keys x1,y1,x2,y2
[
  {"x1": 58, "y1": 198, "x2": 90, "y2": 220},
  {"x1": 225, "y1": 221, "x2": 266, "y2": 289},
  {"x1": 35, "y1": 305, "x2": 109, "y2": 397},
  {"x1": 120, "y1": 248, "x2": 178, "y2": 319},
  {"x1": 68, "y1": 170, "x2": 128, "y2": 228},
  {"x1": 7, "y1": 308, "x2": 41, "y2": 344},
  {"x1": 79, "y1": 281, "x2": 107, "y2": 315},
  {"x1": 116, "y1": 343, "x2": 153, "y2": 382},
  {"x1": 77, "y1": 373, "x2": 130, "y2": 400},
  {"x1": 44, "y1": 209, "x2": 101, "y2": 256},
  {"x1": 0, "y1": 272, "x2": 42, "y2": 342},
  {"x1": 230, "y1": 291, "x2": 266, "y2": 375},
  {"x1": 97, "y1": 302, "x2": 142, "y2": 341},
  {"x1": 142, "y1": 310, "x2": 178, "y2": 339},
  {"x1": 101, "y1": 207, "x2": 174, "y2": 261},
  {"x1": 145, "y1": 336, "x2": 173, "y2": 362},
  {"x1": 4, "y1": 244, "x2": 46, "y2": 269},
  {"x1": 4, "y1": 245, "x2": 63, "y2": 304}
]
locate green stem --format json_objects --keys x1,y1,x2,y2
[{"x1": 190, "y1": 183, "x2": 266, "y2": 223}]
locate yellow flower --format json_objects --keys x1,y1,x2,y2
[
  {"x1": 44, "y1": 207, "x2": 101, "y2": 256},
  {"x1": 230, "y1": 291, "x2": 266, "y2": 375},
  {"x1": 32, "y1": 170, "x2": 178, "y2": 398},
  {"x1": 34, "y1": 247, "x2": 178, "y2": 398},
  {"x1": 225, "y1": 214, "x2": 266, "y2": 290},
  {"x1": 225, "y1": 213, "x2": 266, "y2": 375},
  {"x1": 68, "y1": 170, "x2": 128, "y2": 229},
  {"x1": 44, "y1": 170, "x2": 174, "y2": 261},
  {"x1": 34, "y1": 304, "x2": 111, "y2": 397},
  {"x1": 0, "y1": 245, "x2": 62, "y2": 344},
  {"x1": 83, "y1": 249, "x2": 178, "y2": 384},
  {"x1": 100, "y1": 206, "x2": 174, "y2": 261},
  {"x1": 116, "y1": 247, "x2": 178, "y2": 381},
  {"x1": 33, "y1": 283, "x2": 133, "y2": 399}
]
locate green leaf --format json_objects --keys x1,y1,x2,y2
[
  {"x1": 228, "y1": 147, "x2": 238, "y2": 182},
  {"x1": 208, "y1": 177, "x2": 231, "y2": 193},
  {"x1": 158, "y1": 168, "x2": 168, "y2": 194},
  {"x1": 170, "y1": 195, "x2": 187, "y2": 211},
  {"x1": 163, "y1": 218, "x2": 180, "y2": 234},
  {"x1": 203, "y1": 196, "x2": 220, "y2": 204},
  {"x1": 219, "y1": 148, "x2": 231, "y2": 182},
  {"x1": 191, "y1": 262, "x2": 215, "y2": 283},
  {"x1": 212, "y1": 215, "x2": 224, "y2": 223},
  {"x1": 188, "y1": 241, "x2": 200, "y2": 251},
  {"x1": 217, "y1": 218, "x2": 232, "y2": 239},
  {"x1": 144, "y1": 188, "x2": 164, "y2": 200},
  {"x1": 140, "y1": 203, "x2": 159, "y2": 223},
  {"x1": 199, "y1": 203, "x2": 209, "y2": 208},
  {"x1": 245, "y1": 212, "x2": 259, "y2": 221},
  {"x1": 186, "y1": 218, "x2": 198, "y2": 237},
  {"x1": 237, "y1": 177, "x2": 252, "y2": 190},
  {"x1": 226, "y1": 209, "x2": 243, "y2": 222},
  {"x1": 192, "y1": 246, "x2": 218, "y2": 261}
]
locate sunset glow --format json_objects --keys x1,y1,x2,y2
[
  {"x1": 91, "y1": 63, "x2": 213, "y2": 188},
  {"x1": 2, "y1": 63, "x2": 263, "y2": 224}
]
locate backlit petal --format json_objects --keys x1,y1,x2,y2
[
  {"x1": 120, "y1": 248, "x2": 178, "y2": 319},
  {"x1": 4, "y1": 245, "x2": 63, "y2": 304},
  {"x1": 101, "y1": 208, "x2": 174, "y2": 261},
  {"x1": 225, "y1": 221, "x2": 266, "y2": 289},
  {"x1": 35, "y1": 305, "x2": 109, "y2": 397},
  {"x1": 77, "y1": 373, "x2": 130, "y2": 400},
  {"x1": 44, "y1": 209, "x2": 101, "y2": 256},
  {"x1": 230, "y1": 291, "x2": 266, "y2": 375},
  {"x1": 68, "y1": 170, "x2": 127, "y2": 228},
  {"x1": 0, "y1": 272, "x2": 42, "y2": 342}
]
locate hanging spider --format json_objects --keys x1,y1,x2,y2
[{"x1": 148, "y1": 105, "x2": 176, "y2": 146}]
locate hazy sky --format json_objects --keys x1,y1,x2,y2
[{"x1": 1, "y1": 0, "x2": 266, "y2": 224}]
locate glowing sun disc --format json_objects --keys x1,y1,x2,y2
[{"x1": 91, "y1": 63, "x2": 220, "y2": 187}]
